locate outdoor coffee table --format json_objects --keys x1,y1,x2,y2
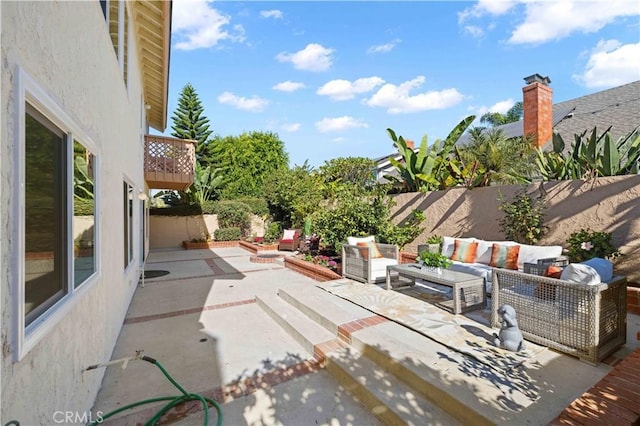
[{"x1": 386, "y1": 264, "x2": 486, "y2": 314}]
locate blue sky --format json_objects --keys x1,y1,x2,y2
[{"x1": 163, "y1": 0, "x2": 640, "y2": 168}]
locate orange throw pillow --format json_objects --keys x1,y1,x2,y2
[
  {"x1": 489, "y1": 244, "x2": 520, "y2": 270},
  {"x1": 544, "y1": 265, "x2": 563, "y2": 278},
  {"x1": 450, "y1": 240, "x2": 478, "y2": 263},
  {"x1": 356, "y1": 241, "x2": 382, "y2": 260}
]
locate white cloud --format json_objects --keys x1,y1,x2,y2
[
  {"x1": 332, "y1": 137, "x2": 346, "y2": 142},
  {"x1": 217, "y1": 92, "x2": 269, "y2": 112},
  {"x1": 458, "y1": 0, "x2": 517, "y2": 23},
  {"x1": 276, "y1": 43, "x2": 334, "y2": 72},
  {"x1": 367, "y1": 39, "x2": 401, "y2": 54},
  {"x1": 317, "y1": 77, "x2": 385, "y2": 101},
  {"x1": 489, "y1": 98, "x2": 515, "y2": 114},
  {"x1": 282, "y1": 123, "x2": 302, "y2": 132},
  {"x1": 172, "y1": 0, "x2": 245, "y2": 50},
  {"x1": 508, "y1": 1, "x2": 640, "y2": 45},
  {"x1": 315, "y1": 116, "x2": 369, "y2": 133},
  {"x1": 574, "y1": 40, "x2": 640, "y2": 88},
  {"x1": 459, "y1": 1, "x2": 639, "y2": 45},
  {"x1": 463, "y1": 25, "x2": 485, "y2": 38},
  {"x1": 260, "y1": 10, "x2": 283, "y2": 19},
  {"x1": 363, "y1": 76, "x2": 464, "y2": 114},
  {"x1": 272, "y1": 81, "x2": 306, "y2": 92}
]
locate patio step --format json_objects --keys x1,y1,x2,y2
[
  {"x1": 348, "y1": 320, "x2": 494, "y2": 426},
  {"x1": 278, "y1": 285, "x2": 375, "y2": 334},
  {"x1": 325, "y1": 345, "x2": 460, "y2": 426},
  {"x1": 255, "y1": 293, "x2": 336, "y2": 357}
]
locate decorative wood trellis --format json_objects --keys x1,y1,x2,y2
[{"x1": 144, "y1": 135, "x2": 196, "y2": 191}]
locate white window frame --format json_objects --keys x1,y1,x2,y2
[
  {"x1": 123, "y1": 178, "x2": 135, "y2": 271},
  {"x1": 13, "y1": 67, "x2": 101, "y2": 361}
]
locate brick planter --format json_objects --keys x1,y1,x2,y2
[
  {"x1": 400, "y1": 251, "x2": 417, "y2": 264},
  {"x1": 250, "y1": 253, "x2": 284, "y2": 264},
  {"x1": 239, "y1": 240, "x2": 279, "y2": 254},
  {"x1": 182, "y1": 240, "x2": 239, "y2": 250},
  {"x1": 284, "y1": 256, "x2": 341, "y2": 282}
]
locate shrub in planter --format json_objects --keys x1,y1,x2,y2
[
  {"x1": 263, "y1": 221, "x2": 282, "y2": 244},
  {"x1": 566, "y1": 228, "x2": 622, "y2": 262},
  {"x1": 213, "y1": 200, "x2": 251, "y2": 236},
  {"x1": 214, "y1": 227, "x2": 241, "y2": 241}
]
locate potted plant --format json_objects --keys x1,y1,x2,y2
[
  {"x1": 417, "y1": 250, "x2": 452, "y2": 274},
  {"x1": 426, "y1": 235, "x2": 443, "y2": 253}
]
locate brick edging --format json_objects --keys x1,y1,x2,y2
[
  {"x1": 551, "y1": 349, "x2": 640, "y2": 425},
  {"x1": 284, "y1": 257, "x2": 341, "y2": 282},
  {"x1": 239, "y1": 240, "x2": 279, "y2": 254},
  {"x1": 182, "y1": 240, "x2": 239, "y2": 249}
]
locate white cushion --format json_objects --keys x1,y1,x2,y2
[
  {"x1": 347, "y1": 235, "x2": 375, "y2": 246},
  {"x1": 448, "y1": 261, "x2": 492, "y2": 283},
  {"x1": 282, "y1": 229, "x2": 296, "y2": 240},
  {"x1": 517, "y1": 243, "x2": 563, "y2": 269},
  {"x1": 370, "y1": 258, "x2": 398, "y2": 280},
  {"x1": 560, "y1": 263, "x2": 601, "y2": 285},
  {"x1": 581, "y1": 258, "x2": 613, "y2": 282}
]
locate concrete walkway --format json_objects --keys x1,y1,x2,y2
[
  {"x1": 91, "y1": 247, "x2": 640, "y2": 425},
  {"x1": 92, "y1": 247, "x2": 379, "y2": 425}
]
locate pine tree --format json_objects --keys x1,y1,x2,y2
[{"x1": 170, "y1": 83, "x2": 212, "y2": 163}]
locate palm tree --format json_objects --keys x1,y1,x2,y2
[{"x1": 458, "y1": 127, "x2": 535, "y2": 186}]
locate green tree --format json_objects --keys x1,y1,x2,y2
[
  {"x1": 170, "y1": 83, "x2": 213, "y2": 164},
  {"x1": 480, "y1": 102, "x2": 523, "y2": 127},
  {"x1": 183, "y1": 163, "x2": 224, "y2": 205},
  {"x1": 207, "y1": 131, "x2": 289, "y2": 199},
  {"x1": 263, "y1": 162, "x2": 324, "y2": 228},
  {"x1": 386, "y1": 115, "x2": 475, "y2": 192},
  {"x1": 318, "y1": 157, "x2": 376, "y2": 197}
]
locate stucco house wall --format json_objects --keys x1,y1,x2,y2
[
  {"x1": 391, "y1": 175, "x2": 640, "y2": 284},
  {"x1": 1, "y1": 2, "x2": 148, "y2": 423}
]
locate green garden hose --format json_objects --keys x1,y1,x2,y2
[{"x1": 87, "y1": 353, "x2": 222, "y2": 426}]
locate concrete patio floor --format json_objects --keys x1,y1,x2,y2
[{"x1": 91, "y1": 246, "x2": 640, "y2": 425}]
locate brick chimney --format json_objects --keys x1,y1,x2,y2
[{"x1": 522, "y1": 74, "x2": 553, "y2": 148}]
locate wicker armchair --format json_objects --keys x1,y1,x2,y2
[
  {"x1": 491, "y1": 267, "x2": 626, "y2": 364},
  {"x1": 342, "y1": 242, "x2": 399, "y2": 284}
]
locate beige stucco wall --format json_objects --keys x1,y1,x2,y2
[
  {"x1": 150, "y1": 214, "x2": 266, "y2": 248},
  {"x1": 391, "y1": 175, "x2": 640, "y2": 284},
  {"x1": 2, "y1": 2, "x2": 148, "y2": 424}
]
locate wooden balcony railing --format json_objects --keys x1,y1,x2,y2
[{"x1": 144, "y1": 135, "x2": 196, "y2": 191}]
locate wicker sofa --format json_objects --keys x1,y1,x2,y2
[
  {"x1": 491, "y1": 266, "x2": 627, "y2": 364},
  {"x1": 342, "y1": 236, "x2": 399, "y2": 284},
  {"x1": 440, "y1": 236, "x2": 564, "y2": 293}
]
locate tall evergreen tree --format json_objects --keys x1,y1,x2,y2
[{"x1": 171, "y1": 83, "x2": 213, "y2": 164}]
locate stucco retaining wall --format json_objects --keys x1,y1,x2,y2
[
  {"x1": 390, "y1": 175, "x2": 640, "y2": 284},
  {"x1": 150, "y1": 214, "x2": 265, "y2": 249}
]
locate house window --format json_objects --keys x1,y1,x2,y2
[
  {"x1": 123, "y1": 181, "x2": 133, "y2": 268},
  {"x1": 73, "y1": 141, "x2": 96, "y2": 287},
  {"x1": 16, "y1": 69, "x2": 100, "y2": 360},
  {"x1": 106, "y1": 0, "x2": 128, "y2": 87},
  {"x1": 24, "y1": 105, "x2": 68, "y2": 325}
]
